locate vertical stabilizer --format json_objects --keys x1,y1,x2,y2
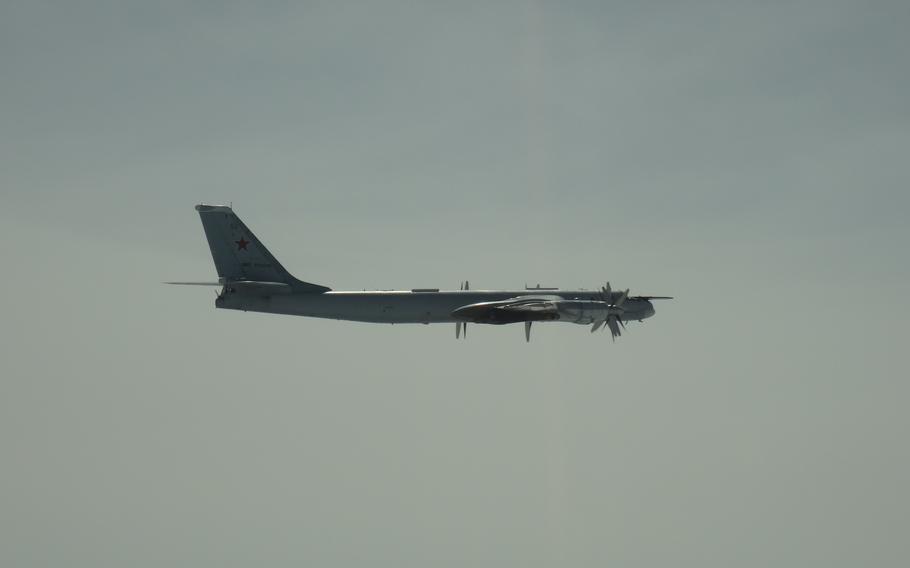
[{"x1": 195, "y1": 204, "x2": 329, "y2": 292}]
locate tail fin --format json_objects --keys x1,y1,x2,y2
[{"x1": 195, "y1": 204, "x2": 330, "y2": 293}]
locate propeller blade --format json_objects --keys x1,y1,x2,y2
[
  {"x1": 619, "y1": 319, "x2": 627, "y2": 330},
  {"x1": 591, "y1": 319, "x2": 605, "y2": 333},
  {"x1": 603, "y1": 282, "x2": 612, "y2": 302},
  {"x1": 464, "y1": 322, "x2": 467, "y2": 338},
  {"x1": 465, "y1": 280, "x2": 469, "y2": 290},
  {"x1": 615, "y1": 289, "x2": 629, "y2": 308},
  {"x1": 607, "y1": 316, "x2": 621, "y2": 341},
  {"x1": 525, "y1": 321, "x2": 532, "y2": 342},
  {"x1": 456, "y1": 322, "x2": 461, "y2": 339}
]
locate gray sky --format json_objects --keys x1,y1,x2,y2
[{"x1": 2, "y1": 1, "x2": 909, "y2": 566}]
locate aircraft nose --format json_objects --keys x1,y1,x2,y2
[{"x1": 644, "y1": 300, "x2": 655, "y2": 318}]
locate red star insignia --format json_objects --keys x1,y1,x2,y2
[{"x1": 235, "y1": 237, "x2": 249, "y2": 250}]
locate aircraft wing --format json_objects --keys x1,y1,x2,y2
[
  {"x1": 451, "y1": 296, "x2": 562, "y2": 324},
  {"x1": 497, "y1": 299, "x2": 559, "y2": 313}
]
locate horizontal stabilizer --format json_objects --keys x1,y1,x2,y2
[
  {"x1": 166, "y1": 280, "x2": 293, "y2": 295},
  {"x1": 226, "y1": 281, "x2": 293, "y2": 295}
]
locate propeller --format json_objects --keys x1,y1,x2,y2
[
  {"x1": 591, "y1": 281, "x2": 629, "y2": 341},
  {"x1": 525, "y1": 321, "x2": 532, "y2": 343}
]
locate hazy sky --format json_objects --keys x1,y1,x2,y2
[{"x1": 2, "y1": 1, "x2": 908, "y2": 566}]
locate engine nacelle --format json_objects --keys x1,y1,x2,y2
[{"x1": 554, "y1": 300, "x2": 614, "y2": 325}]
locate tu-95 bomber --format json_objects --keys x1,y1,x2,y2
[{"x1": 169, "y1": 205, "x2": 671, "y2": 342}]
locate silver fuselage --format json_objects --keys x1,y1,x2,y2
[{"x1": 216, "y1": 289, "x2": 655, "y2": 324}]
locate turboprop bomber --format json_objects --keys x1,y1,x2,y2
[{"x1": 169, "y1": 205, "x2": 671, "y2": 342}]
